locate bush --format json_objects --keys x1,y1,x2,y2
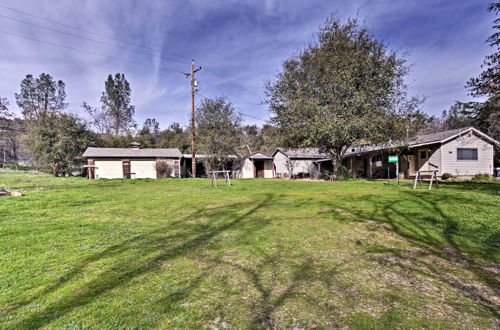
[
  {"x1": 441, "y1": 173, "x2": 452, "y2": 180},
  {"x1": 155, "y1": 160, "x2": 173, "y2": 178},
  {"x1": 336, "y1": 165, "x2": 352, "y2": 181},
  {"x1": 471, "y1": 173, "x2": 492, "y2": 182}
]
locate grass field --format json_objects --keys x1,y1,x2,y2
[{"x1": 0, "y1": 172, "x2": 499, "y2": 328}]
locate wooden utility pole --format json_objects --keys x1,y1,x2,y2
[{"x1": 185, "y1": 60, "x2": 201, "y2": 177}]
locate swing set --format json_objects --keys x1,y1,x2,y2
[{"x1": 413, "y1": 170, "x2": 439, "y2": 190}]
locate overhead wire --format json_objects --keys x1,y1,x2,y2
[
  {"x1": 0, "y1": 3, "x2": 190, "y2": 62},
  {"x1": 0, "y1": 13, "x2": 190, "y2": 65},
  {"x1": 0, "y1": 30, "x2": 184, "y2": 73},
  {"x1": 0, "y1": 4, "x2": 270, "y2": 123}
]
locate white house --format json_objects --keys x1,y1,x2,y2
[
  {"x1": 82, "y1": 142, "x2": 183, "y2": 179},
  {"x1": 343, "y1": 127, "x2": 499, "y2": 179},
  {"x1": 237, "y1": 153, "x2": 275, "y2": 178},
  {"x1": 272, "y1": 148, "x2": 330, "y2": 178}
]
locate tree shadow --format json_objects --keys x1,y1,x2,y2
[
  {"x1": 208, "y1": 248, "x2": 347, "y2": 328},
  {"x1": 317, "y1": 189, "x2": 499, "y2": 319},
  {"x1": 7, "y1": 194, "x2": 276, "y2": 328}
]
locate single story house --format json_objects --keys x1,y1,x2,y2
[
  {"x1": 82, "y1": 142, "x2": 183, "y2": 179},
  {"x1": 237, "y1": 152, "x2": 275, "y2": 178},
  {"x1": 272, "y1": 148, "x2": 331, "y2": 178},
  {"x1": 342, "y1": 127, "x2": 499, "y2": 179}
]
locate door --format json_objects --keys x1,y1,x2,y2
[
  {"x1": 130, "y1": 160, "x2": 157, "y2": 179},
  {"x1": 94, "y1": 160, "x2": 123, "y2": 179},
  {"x1": 418, "y1": 149, "x2": 428, "y2": 171},
  {"x1": 255, "y1": 161, "x2": 265, "y2": 178},
  {"x1": 123, "y1": 160, "x2": 131, "y2": 178},
  {"x1": 407, "y1": 155, "x2": 415, "y2": 176}
]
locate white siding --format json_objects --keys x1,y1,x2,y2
[
  {"x1": 273, "y1": 151, "x2": 289, "y2": 176},
  {"x1": 416, "y1": 146, "x2": 441, "y2": 175},
  {"x1": 273, "y1": 151, "x2": 318, "y2": 177},
  {"x1": 292, "y1": 159, "x2": 317, "y2": 175},
  {"x1": 241, "y1": 159, "x2": 255, "y2": 178},
  {"x1": 263, "y1": 160, "x2": 274, "y2": 178},
  {"x1": 131, "y1": 160, "x2": 157, "y2": 179},
  {"x1": 440, "y1": 132, "x2": 494, "y2": 177},
  {"x1": 95, "y1": 160, "x2": 123, "y2": 179}
]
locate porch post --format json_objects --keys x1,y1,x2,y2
[{"x1": 368, "y1": 155, "x2": 373, "y2": 179}]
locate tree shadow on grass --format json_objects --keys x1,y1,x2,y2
[
  {"x1": 207, "y1": 248, "x2": 347, "y2": 328},
  {"x1": 318, "y1": 190, "x2": 499, "y2": 319},
  {"x1": 7, "y1": 194, "x2": 277, "y2": 328}
]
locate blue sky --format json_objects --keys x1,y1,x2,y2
[{"x1": 0, "y1": 0, "x2": 493, "y2": 129}]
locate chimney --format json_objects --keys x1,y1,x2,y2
[{"x1": 130, "y1": 141, "x2": 140, "y2": 150}]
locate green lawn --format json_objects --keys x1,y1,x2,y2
[{"x1": 0, "y1": 172, "x2": 499, "y2": 328}]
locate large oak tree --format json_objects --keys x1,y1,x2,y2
[{"x1": 266, "y1": 16, "x2": 420, "y2": 174}]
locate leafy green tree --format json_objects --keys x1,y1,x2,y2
[
  {"x1": 158, "y1": 122, "x2": 190, "y2": 153},
  {"x1": 137, "y1": 118, "x2": 161, "y2": 147},
  {"x1": 15, "y1": 73, "x2": 67, "y2": 119},
  {"x1": 24, "y1": 113, "x2": 100, "y2": 176},
  {"x1": 266, "y1": 16, "x2": 421, "y2": 174},
  {"x1": 463, "y1": 2, "x2": 500, "y2": 143},
  {"x1": 196, "y1": 96, "x2": 242, "y2": 170},
  {"x1": 240, "y1": 124, "x2": 281, "y2": 155},
  {"x1": 100, "y1": 73, "x2": 136, "y2": 135}
]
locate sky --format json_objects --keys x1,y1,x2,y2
[{"x1": 0, "y1": 0, "x2": 494, "y2": 129}]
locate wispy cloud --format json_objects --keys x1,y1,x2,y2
[{"x1": 0, "y1": 0, "x2": 493, "y2": 128}]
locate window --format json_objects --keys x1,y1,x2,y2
[
  {"x1": 372, "y1": 155, "x2": 382, "y2": 162},
  {"x1": 420, "y1": 151, "x2": 427, "y2": 159},
  {"x1": 457, "y1": 148, "x2": 478, "y2": 160}
]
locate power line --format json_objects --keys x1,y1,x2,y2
[
  {"x1": 0, "y1": 30, "x2": 184, "y2": 73},
  {"x1": 0, "y1": 3, "x2": 190, "y2": 62},
  {"x1": 0, "y1": 3, "x2": 266, "y2": 105},
  {"x1": 0, "y1": 14, "x2": 189, "y2": 65}
]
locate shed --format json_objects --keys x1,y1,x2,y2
[{"x1": 82, "y1": 142, "x2": 183, "y2": 179}]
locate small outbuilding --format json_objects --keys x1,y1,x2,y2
[
  {"x1": 272, "y1": 148, "x2": 331, "y2": 178},
  {"x1": 237, "y1": 153, "x2": 275, "y2": 178},
  {"x1": 82, "y1": 142, "x2": 183, "y2": 179}
]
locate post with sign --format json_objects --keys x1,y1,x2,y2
[{"x1": 388, "y1": 155, "x2": 399, "y2": 186}]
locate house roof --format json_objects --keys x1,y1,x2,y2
[
  {"x1": 182, "y1": 154, "x2": 238, "y2": 159},
  {"x1": 82, "y1": 147, "x2": 182, "y2": 158},
  {"x1": 344, "y1": 126, "x2": 499, "y2": 157},
  {"x1": 248, "y1": 152, "x2": 274, "y2": 160},
  {"x1": 273, "y1": 147, "x2": 328, "y2": 159}
]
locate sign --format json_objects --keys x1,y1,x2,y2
[{"x1": 388, "y1": 155, "x2": 398, "y2": 163}]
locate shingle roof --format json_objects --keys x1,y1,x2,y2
[
  {"x1": 82, "y1": 147, "x2": 182, "y2": 158},
  {"x1": 273, "y1": 148, "x2": 328, "y2": 159},
  {"x1": 406, "y1": 127, "x2": 474, "y2": 146},
  {"x1": 248, "y1": 152, "x2": 274, "y2": 160},
  {"x1": 344, "y1": 126, "x2": 498, "y2": 156}
]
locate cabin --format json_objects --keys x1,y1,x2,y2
[
  {"x1": 272, "y1": 148, "x2": 331, "y2": 178},
  {"x1": 82, "y1": 142, "x2": 183, "y2": 179},
  {"x1": 342, "y1": 127, "x2": 499, "y2": 179},
  {"x1": 237, "y1": 153, "x2": 275, "y2": 178}
]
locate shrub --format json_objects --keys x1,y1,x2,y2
[
  {"x1": 471, "y1": 173, "x2": 492, "y2": 182},
  {"x1": 441, "y1": 173, "x2": 452, "y2": 180},
  {"x1": 336, "y1": 165, "x2": 352, "y2": 181},
  {"x1": 155, "y1": 160, "x2": 173, "y2": 178}
]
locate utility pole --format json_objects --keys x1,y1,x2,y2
[{"x1": 184, "y1": 60, "x2": 201, "y2": 177}]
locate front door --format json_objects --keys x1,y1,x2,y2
[
  {"x1": 123, "y1": 160, "x2": 131, "y2": 179},
  {"x1": 407, "y1": 155, "x2": 415, "y2": 176},
  {"x1": 418, "y1": 149, "x2": 428, "y2": 171},
  {"x1": 255, "y1": 161, "x2": 265, "y2": 178}
]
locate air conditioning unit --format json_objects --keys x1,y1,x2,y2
[{"x1": 373, "y1": 160, "x2": 382, "y2": 167}]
